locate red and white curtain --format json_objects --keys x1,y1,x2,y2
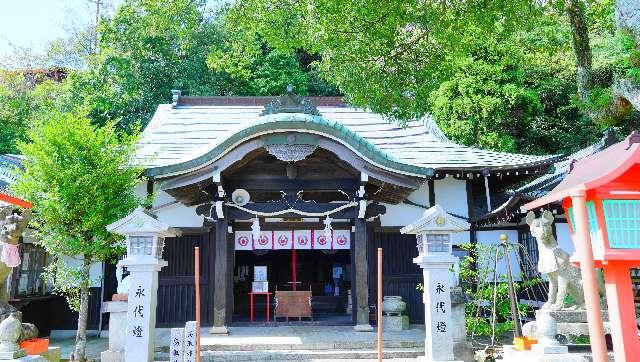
[{"x1": 235, "y1": 230, "x2": 351, "y2": 250}]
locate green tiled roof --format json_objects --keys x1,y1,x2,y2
[{"x1": 137, "y1": 104, "x2": 560, "y2": 178}]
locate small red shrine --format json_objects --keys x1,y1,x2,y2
[
  {"x1": 0, "y1": 190, "x2": 31, "y2": 209},
  {"x1": 526, "y1": 131, "x2": 640, "y2": 362}
]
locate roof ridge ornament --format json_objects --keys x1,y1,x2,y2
[{"x1": 261, "y1": 84, "x2": 321, "y2": 116}]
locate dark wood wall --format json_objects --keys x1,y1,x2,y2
[
  {"x1": 18, "y1": 288, "x2": 102, "y2": 336},
  {"x1": 368, "y1": 230, "x2": 423, "y2": 323},
  {"x1": 156, "y1": 230, "x2": 215, "y2": 327}
]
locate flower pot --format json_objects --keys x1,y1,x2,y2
[
  {"x1": 513, "y1": 336, "x2": 537, "y2": 351},
  {"x1": 20, "y1": 338, "x2": 49, "y2": 355},
  {"x1": 381, "y1": 296, "x2": 406, "y2": 315}
]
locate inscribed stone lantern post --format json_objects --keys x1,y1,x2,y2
[
  {"x1": 107, "y1": 207, "x2": 181, "y2": 362},
  {"x1": 525, "y1": 132, "x2": 640, "y2": 362},
  {"x1": 401, "y1": 204, "x2": 468, "y2": 362}
]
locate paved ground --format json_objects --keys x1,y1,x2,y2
[
  {"x1": 51, "y1": 325, "x2": 425, "y2": 360},
  {"x1": 51, "y1": 336, "x2": 108, "y2": 361},
  {"x1": 199, "y1": 325, "x2": 425, "y2": 348}
]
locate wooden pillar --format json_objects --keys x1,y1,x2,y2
[
  {"x1": 226, "y1": 228, "x2": 234, "y2": 325},
  {"x1": 603, "y1": 265, "x2": 640, "y2": 362},
  {"x1": 354, "y1": 218, "x2": 373, "y2": 331},
  {"x1": 211, "y1": 217, "x2": 229, "y2": 334},
  {"x1": 350, "y1": 226, "x2": 357, "y2": 324},
  {"x1": 571, "y1": 191, "x2": 607, "y2": 361}
]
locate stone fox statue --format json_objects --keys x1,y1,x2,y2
[
  {"x1": 0, "y1": 207, "x2": 30, "y2": 303},
  {"x1": 526, "y1": 210, "x2": 585, "y2": 310}
]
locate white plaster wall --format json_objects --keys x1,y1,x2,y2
[
  {"x1": 134, "y1": 180, "x2": 204, "y2": 228},
  {"x1": 555, "y1": 222, "x2": 576, "y2": 255},
  {"x1": 154, "y1": 202, "x2": 204, "y2": 228},
  {"x1": 380, "y1": 178, "x2": 470, "y2": 244},
  {"x1": 379, "y1": 202, "x2": 424, "y2": 227},
  {"x1": 434, "y1": 176, "x2": 468, "y2": 218},
  {"x1": 476, "y1": 229, "x2": 522, "y2": 280}
]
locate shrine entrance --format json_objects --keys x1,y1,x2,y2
[
  {"x1": 157, "y1": 112, "x2": 424, "y2": 331},
  {"x1": 233, "y1": 248, "x2": 352, "y2": 324}
]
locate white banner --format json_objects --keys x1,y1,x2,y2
[
  {"x1": 234, "y1": 230, "x2": 350, "y2": 250},
  {"x1": 235, "y1": 231, "x2": 253, "y2": 251},
  {"x1": 313, "y1": 230, "x2": 330, "y2": 249},
  {"x1": 333, "y1": 229, "x2": 351, "y2": 250},
  {"x1": 294, "y1": 230, "x2": 312, "y2": 249},
  {"x1": 274, "y1": 230, "x2": 293, "y2": 250},
  {"x1": 255, "y1": 231, "x2": 273, "y2": 250}
]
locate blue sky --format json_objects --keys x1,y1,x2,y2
[{"x1": 0, "y1": 0, "x2": 121, "y2": 57}]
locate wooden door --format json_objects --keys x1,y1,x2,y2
[
  {"x1": 369, "y1": 230, "x2": 424, "y2": 323},
  {"x1": 156, "y1": 230, "x2": 214, "y2": 327}
]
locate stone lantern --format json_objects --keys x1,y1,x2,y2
[
  {"x1": 107, "y1": 207, "x2": 181, "y2": 362},
  {"x1": 401, "y1": 204, "x2": 468, "y2": 362}
]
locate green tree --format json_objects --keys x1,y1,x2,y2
[
  {"x1": 12, "y1": 113, "x2": 142, "y2": 361},
  {"x1": 217, "y1": 0, "x2": 542, "y2": 120},
  {"x1": 71, "y1": 0, "x2": 225, "y2": 130},
  {"x1": 217, "y1": 0, "x2": 639, "y2": 153},
  {"x1": 0, "y1": 73, "x2": 30, "y2": 154},
  {"x1": 0, "y1": 71, "x2": 74, "y2": 154}
]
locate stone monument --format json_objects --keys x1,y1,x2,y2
[
  {"x1": 401, "y1": 204, "x2": 468, "y2": 362},
  {"x1": 525, "y1": 210, "x2": 585, "y2": 310},
  {"x1": 0, "y1": 313, "x2": 46, "y2": 362},
  {"x1": 106, "y1": 207, "x2": 181, "y2": 362},
  {"x1": 100, "y1": 300, "x2": 128, "y2": 362},
  {"x1": 502, "y1": 211, "x2": 609, "y2": 361},
  {"x1": 0, "y1": 314, "x2": 26, "y2": 360},
  {"x1": 521, "y1": 211, "x2": 608, "y2": 341}
]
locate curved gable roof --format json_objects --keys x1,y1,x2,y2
[{"x1": 136, "y1": 103, "x2": 559, "y2": 178}]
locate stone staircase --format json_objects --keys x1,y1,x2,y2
[
  {"x1": 155, "y1": 325, "x2": 425, "y2": 361},
  {"x1": 156, "y1": 332, "x2": 424, "y2": 361},
  {"x1": 197, "y1": 339, "x2": 423, "y2": 361}
]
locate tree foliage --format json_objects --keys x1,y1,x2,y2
[
  {"x1": 13, "y1": 113, "x2": 141, "y2": 262},
  {"x1": 215, "y1": 0, "x2": 639, "y2": 153},
  {"x1": 12, "y1": 112, "x2": 142, "y2": 361},
  {"x1": 0, "y1": 71, "x2": 73, "y2": 154}
]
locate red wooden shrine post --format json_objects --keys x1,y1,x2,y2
[{"x1": 526, "y1": 132, "x2": 640, "y2": 362}]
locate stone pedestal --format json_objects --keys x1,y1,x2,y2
[
  {"x1": 415, "y1": 254, "x2": 460, "y2": 362},
  {"x1": 501, "y1": 345, "x2": 593, "y2": 362},
  {"x1": 0, "y1": 351, "x2": 26, "y2": 360},
  {"x1": 381, "y1": 315, "x2": 409, "y2": 331},
  {"x1": 531, "y1": 311, "x2": 568, "y2": 355},
  {"x1": 522, "y1": 309, "x2": 611, "y2": 339},
  {"x1": 100, "y1": 301, "x2": 128, "y2": 362},
  {"x1": 121, "y1": 262, "x2": 166, "y2": 362},
  {"x1": 450, "y1": 287, "x2": 473, "y2": 362}
]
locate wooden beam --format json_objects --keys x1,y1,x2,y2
[
  {"x1": 226, "y1": 178, "x2": 359, "y2": 192},
  {"x1": 428, "y1": 178, "x2": 435, "y2": 207}
]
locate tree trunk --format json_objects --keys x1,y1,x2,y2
[
  {"x1": 565, "y1": 0, "x2": 640, "y2": 121},
  {"x1": 565, "y1": 0, "x2": 593, "y2": 103},
  {"x1": 70, "y1": 257, "x2": 91, "y2": 362}
]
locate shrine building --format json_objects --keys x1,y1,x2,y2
[{"x1": 120, "y1": 89, "x2": 569, "y2": 331}]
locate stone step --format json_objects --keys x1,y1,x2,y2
[
  {"x1": 198, "y1": 340, "x2": 423, "y2": 351},
  {"x1": 158, "y1": 340, "x2": 423, "y2": 353},
  {"x1": 199, "y1": 348, "x2": 423, "y2": 361}
]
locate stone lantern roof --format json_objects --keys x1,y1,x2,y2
[
  {"x1": 107, "y1": 207, "x2": 181, "y2": 238},
  {"x1": 400, "y1": 204, "x2": 470, "y2": 234}
]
